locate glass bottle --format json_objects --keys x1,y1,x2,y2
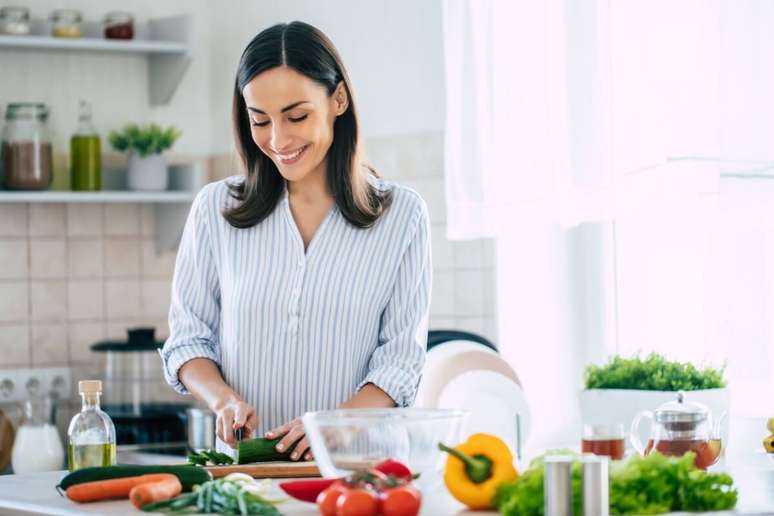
[
  {"x1": 10, "y1": 395, "x2": 64, "y2": 473},
  {"x1": 1, "y1": 103, "x2": 53, "y2": 190},
  {"x1": 67, "y1": 380, "x2": 116, "y2": 471},
  {"x1": 70, "y1": 100, "x2": 101, "y2": 191}
]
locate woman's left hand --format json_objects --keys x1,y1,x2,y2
[{"x1": 266, "y1": 417, "x2": 314, "y2": 461}]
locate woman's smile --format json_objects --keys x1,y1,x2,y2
[{"x1": 276, "y1": 143, "x2": 310, "y2": 165}]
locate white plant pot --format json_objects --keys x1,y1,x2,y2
[
  {"x1": 579, "y1": 388, "x2": 730, "y2": 452},
  {"x1": 127, "y1": 152, "x2": 168, "y2": 191}
]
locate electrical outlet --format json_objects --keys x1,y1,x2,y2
[{"x1": 0, "y1": 367, "x2": 71, "y2": 403}]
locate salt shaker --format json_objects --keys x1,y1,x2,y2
[
  {"x1": 582, "y1": 454, "x2": 609, "y2": 516},
  {"x1": 544, "y1": 455, "x2": 573, "y2": 516}
]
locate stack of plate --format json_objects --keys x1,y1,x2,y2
[{"x1": 417, "y1": 340, "x2": 531, "y2": 460}]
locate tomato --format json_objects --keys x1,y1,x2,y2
[
  {"x1": 335, "y1": 487, "x2": 380, "y2": 516},
  {"x1": 381, "y1": 485, "x2": 422, "y2": 516},
  {"x1": 317, "y1": 483, "x2": 349, "y2": 516}
]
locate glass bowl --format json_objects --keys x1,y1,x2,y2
[{"x1": 302, "y1": 408, "x2": 468, "y2": 489}]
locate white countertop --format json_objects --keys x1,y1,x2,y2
[
  {"x1": 0, "y1": 454, "x2": 772, "y2": 515},
  {"x1": 0, "y1": 470, "x2": 483, "y2": 516}
]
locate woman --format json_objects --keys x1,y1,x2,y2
[{"x1": 160, "y1": 21, "x2": 431, "y2": 462}]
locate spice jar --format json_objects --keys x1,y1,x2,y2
[
  {"x1": 104, "y1": 11, "x2": 133, "y2": 40},
  {"x1": 0, "y1": 6, "x2": 31, "y2": 35},
  {"x1": 50, "y1": 9, "x2": 82, "y2": 38},
  {"x1": 1, "y1": 103, "x2": 54, "y2": 190}
]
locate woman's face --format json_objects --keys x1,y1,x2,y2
[{"x1": 242, "y1": 66, "x2": 348, "y2": 184}]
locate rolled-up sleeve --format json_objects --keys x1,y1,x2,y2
[
  {"x1": 357, "y1": 198, "x2": 432, "y2": 407},
  {"x1": 160, "y1": 185, "x2": 222, "y2": 394}
]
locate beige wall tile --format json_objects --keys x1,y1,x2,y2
[
  {"x1": 67, "y1": 204, "x2": 103, "y2": 237},
  {"x1": 141, "y1": 280, "x2": 172, "y2": 319},
  {"x1": 105, "y1": 280, "x2": 141, "y2": 319},
  {"x1": 0, "y1": 281, "x2": 28, "y2": 322},
  {"x1": 141, "y1": 240, "x2": 177, "y2": 279},
  {"x1": 68, "y1": 239, "x2": 103, "y2": 278},
  {"x1": 104, "y1": 204, "x2": 139, "y2": 236},
  {"x1": 68, "y1": 280, "x2": 104, "y2": 320},
  {"x1": 29, "y1": 239, "x2": 67, "y2": 278},
  {"x1": 31, "y1": 323, "x2": 68, "y2": 366},
  {"x1": 29, "y1": 204, "x2": 66, "y2": 237},
  {"x1": 30, "y1": 280, "x2": 67, "y2": 322},
  {"x1": 0, "y1": 239, "x2": 28, "y2": 279},
  {"x1": 0, "y1": 324, "x2": 30, "y2": 366},
  {"x1": 68, "y1": 322, "x2": 105, "y2": 363},
  {"x1": 104, "y1": 240, "x2": 141, "y2": 277},
  {"x1": 0, "y1": 205, "x2": 27, "y2": 237},
  {"x1": 140, "y1": 205, "x2": 155, "y2": 237}
]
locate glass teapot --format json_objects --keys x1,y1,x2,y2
[{"x1": 630, "y1": 391, "x2": 725, "y2": 470}]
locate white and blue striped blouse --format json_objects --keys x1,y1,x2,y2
[{"x1": 160, "y1": 175, "x2": 432, "y2": 436}]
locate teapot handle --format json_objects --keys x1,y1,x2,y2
[{"x1": 630, "y1": 410, "x2": 654, "y2": 455}]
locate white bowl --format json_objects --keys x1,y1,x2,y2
[{"x1": 302, "y1": 408, "x2": 468, "y2": 489}]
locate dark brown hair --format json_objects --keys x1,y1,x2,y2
[{"x1": 224, "y1": 21, "x2": 392, "y2": 228}]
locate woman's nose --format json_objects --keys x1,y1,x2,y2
[{"x1": 270, "y1": 123, "x2": 291, "y2": 152}]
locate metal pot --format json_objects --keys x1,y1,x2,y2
[{"x1": 186, "y1": 407, "x2": 215, "y2": 451}]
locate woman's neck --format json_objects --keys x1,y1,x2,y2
[{"x1": 287, "y1": 165, "x2": 332, "y2": 205}]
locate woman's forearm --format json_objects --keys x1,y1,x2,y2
[
  {"x1": 178, "y1": 358, "x2": 240, "y2": 411},
  {"x1": 338, "y1": 383, "x2": 397, "y2": 409}
]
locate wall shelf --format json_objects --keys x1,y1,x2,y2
[
  {"x1": 0, "y1": 14, "x2": 192, "y2": 105},
  {"x1": 0, "y1": 160, "x2": 206, "y2": 252}
]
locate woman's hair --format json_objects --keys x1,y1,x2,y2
[{"x1": 225, "y1": 21, "x2": 392, "y2": 228}]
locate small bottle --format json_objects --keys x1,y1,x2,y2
[
  {"x1": 67, "y1": 380, "x2": 116, "y2": 471},
  {"x1": 70, "y1": 100, "x2": 102, "y2": 191}
]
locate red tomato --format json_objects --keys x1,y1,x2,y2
[
  {"x1": 335, "y1": 488, "x2": 380, "y2": 516},
  {"x1": 381, "y1": 485, "x2": 422, "y2": 516},
  {"x1": 317, "y1": 483, "x2": 349, "y2": 516}
]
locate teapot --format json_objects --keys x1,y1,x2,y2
[{"x1": 630, "y1": 391, "x2": 725, "y2": 470}]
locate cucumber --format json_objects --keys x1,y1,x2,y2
[
  {"x1": 57, "y1": 464, "x2": 212, "y2": 492},
  {"x1": 237, "y1": 437, "x2": 296, "y2": 464}
]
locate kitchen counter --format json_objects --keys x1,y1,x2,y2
[
  {"x1": 0, "y1": 455, "x2": 772, "y2": 515},
  {"x1": 0, "y1": 470, "x2": 482, "y2": 516}
]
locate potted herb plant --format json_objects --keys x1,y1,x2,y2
[
  {"x1": 579, "y1": 354, "x2": 729, "y2": 447},
  {"x1": 109, "y1": 123, "x2": 181, "y2": 191}
]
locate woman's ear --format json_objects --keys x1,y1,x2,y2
[{"x1": 334, "y1": 81, "x2": 349, "y2": 115}]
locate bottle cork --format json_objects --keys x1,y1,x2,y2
[{"x1": 78, "y1": 380, "x2": 102, "y2": 394}]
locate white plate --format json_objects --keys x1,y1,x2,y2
[{"x1": 437, "y1": 370, "x2": 531, "y2": 460}]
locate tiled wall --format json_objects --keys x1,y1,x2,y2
[{"x1": 0, "y1": 203, "x2": 179, "y2": 400}]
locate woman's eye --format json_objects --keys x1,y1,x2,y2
[{"x1": 250, "y1": 114, "x2": 307, "y2": 128}]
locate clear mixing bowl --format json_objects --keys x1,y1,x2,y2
[{"x1": 302, "y1": 408, "x2": 468, "y2": 489}]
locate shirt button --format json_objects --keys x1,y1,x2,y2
[{"x1": 297, "y1": 260, "x2": 304, "y2": 268}]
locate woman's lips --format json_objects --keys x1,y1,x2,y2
[{"x1": 277, "y1": 144, "x2": 309, "y2": 165}]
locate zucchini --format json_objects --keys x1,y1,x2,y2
[
  {"x1": 237, "y1": 437, "x2": 296, "y2": 464},
  {"x1": 57, "y1": 464, "x2": 212, "y2": 493}
]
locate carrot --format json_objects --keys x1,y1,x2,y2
[
  {"x1": 66, "y1": 473, "x2": 177, "y2": 503},
  {"x1": 129, "y1": 475, "x2": 182, "y2": 509}
]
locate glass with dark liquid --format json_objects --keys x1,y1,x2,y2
[{"x1": 582, "y1": 423, "x2": 626, "y2": 460}]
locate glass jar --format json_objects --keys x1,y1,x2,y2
[
  {"x1": 0, "y1": 6, "x2": 30, "y2": 35},
  {"x1": 50, "y1": 8, "x2": 82, "y2": 38},
  {"x1": 10, "y1": 395, "x2": 65, "y2": 473},
  {"x1": 1, "y1": 103, "x2": 53, "y2": 190},
  {"x1": 104, "y1": 11, "x2": 134, "y2": 40}
]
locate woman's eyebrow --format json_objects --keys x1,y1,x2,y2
[{"x1": 247, "y1": 101, "x2": 311, "y2": 115}]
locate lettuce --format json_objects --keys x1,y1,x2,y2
[{"x1": 494, "y1": 452, "x2": 737, "y2": 515}]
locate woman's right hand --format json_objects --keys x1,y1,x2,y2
[{"x1": 212, "y1": 396, "x2": 258, "y2": 449}]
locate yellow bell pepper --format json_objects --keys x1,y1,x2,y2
[{"x1": 439, "y1": 433, "x2": 518, "y2": 510}]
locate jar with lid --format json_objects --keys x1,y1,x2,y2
[
  {"x1": 104, "y1": 11, "x2": 134, "y2": 40},
  {"x1": 1, "y1": 103, "x2": 54, "y2": 190},
  {"x1": 10, "y1": 394, "x2": 65, "y2": 473},
  {"x1": 50, "y1": 8, "x2": 82, "y2": 38},
  {"x1": 0, "y1": 6, "x2": 30, "y2": 35}
]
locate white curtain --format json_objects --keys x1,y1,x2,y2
[{"x1": 443, "y1": 0, "x2": 774, "y2": 448}]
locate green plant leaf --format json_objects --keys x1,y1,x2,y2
[
  {"x1": 108, "y1": 122, "x2": 181, "y2": 157},
  {"x1": 584, "y1": 353, "x2": 726, "y2": 391}
]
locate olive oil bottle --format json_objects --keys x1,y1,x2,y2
[
  {"x1": 70, "y1": 100, "x2": 101, "y2": 191},
  {"x1": 67, "y1": 380, "x2": 116, "y2": 471}
]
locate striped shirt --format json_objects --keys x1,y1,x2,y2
[{"x1": 160, "y1": 175, "x2": 431, "y2": 439}]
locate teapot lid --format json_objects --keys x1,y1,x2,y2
[{"x1": 654, "y1": 391, "x2": 709, "y2": 424}]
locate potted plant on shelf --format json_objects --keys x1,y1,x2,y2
[
  {"x1": 579, "y1": 353, "x2": 729, "y2": 446},
  {"x1": 109, "y1": 123, "x2": 181, "y2": 191}
]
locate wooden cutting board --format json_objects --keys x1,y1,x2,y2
[{"x1": 206, "y1": 461, "x2": 321, "y2": 479}]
